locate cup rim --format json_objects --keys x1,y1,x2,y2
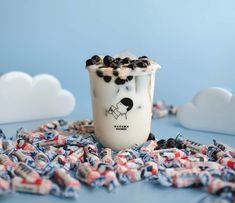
[{"x1": 87, "y1": 64, "x2": 161, "y2": 76}]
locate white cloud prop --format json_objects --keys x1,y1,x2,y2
[
  {"x1": 177, "y1": 87, "x2": 235, "y2": 135},
  {"x1": 0, "y1": 71, "x2": 76, "y2": 123}
]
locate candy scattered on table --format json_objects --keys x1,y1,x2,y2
[
  {"x1": 152, "y1": 100, "x2": 178, "y2": 119},
  {"x1": 0, "y1": 119, "x2": 235, "y2": 202}
]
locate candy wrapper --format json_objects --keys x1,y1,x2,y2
[
  {"x1": 0, "y1": 119, "x2": 234, "y2": 202},
  {"x1": 152, "y1": 100, "x2": 178, "y2": 119}
]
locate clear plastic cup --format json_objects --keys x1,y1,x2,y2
[{"x1": 87, "y1": 55, "x2": 160, "y2": 151}]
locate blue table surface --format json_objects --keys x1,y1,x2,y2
[{"x1": 0, "y1": 116, "x2": 234, "y2": 203}]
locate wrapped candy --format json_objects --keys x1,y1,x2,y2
[
  {"x1": 176, "y1": 134, "x2": 208, "y2": 155},
  {"x1": 34, "y1": 152, "x2": 50, "y2": 172},
  {"x1": 12, "y1": 176, "x2": 58, "y2": 195},
  {"x1": 14, "y1": 162, "x2": 41, "y2": 183},
  {"x1": 64, "y1": 148, "x2": 84, "y2": 170},
  {"x1": 140, "y1": 140, "x2": 158, "y2": 155},
  {"x1": 76, "y1": 163, "x2": 105, "y2": 187},
  {"x1": 54, "y1": 168, "x2": 80, "y2": 198},
  {"x1": 219, "y1": 157, "x2": 235, "y2": 171},
  {"x1": 0, "y1": 129, "x2": 6, "y2": 153},
  {"x1": 39, "y1": 134, "x2": 66, "y2": 148},
  {"x1": 100, "y1": 148, "x2": 115, "y2": 166},
  {"x1": 0, "y1": 118, "x2": 235, "y2": 201},
  {"x1": 68, "y1": 119, "x2": 94, "y2": 134},
  {"x1": 213, "y1": 139, "x2": 235, "y2": 158},
  {"x1": 12, "y1": 150, "x2": 35, "y2": 167},
  {"x1": 0, "y1": 177, "x2": 10, "y2": 195},
  {"x1": 38, "y1": 120, "x2": 67, "y2": 132}
]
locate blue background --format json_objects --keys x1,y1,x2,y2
[
  {"x1": 0, "y1": 1, "x2": 235, "y2": 203},
  {"x1": 0, "y1": 0, "x2": 235, "y2": 118}
]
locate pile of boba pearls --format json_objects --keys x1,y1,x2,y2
[
  {"x1": 0, "y1": 119, "x2": 235, "y2": 202},
  {"x1": 86, "y1": 55, "x2": 154, "y2": 85}
]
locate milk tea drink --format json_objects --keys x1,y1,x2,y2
[{"x1": 86, "y1": 54, "x2": 160, "y2": 151}]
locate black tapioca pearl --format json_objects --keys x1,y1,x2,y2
[
  {"x1": 168, "y1": 105, "x2": 174, "y2": 115},
  {"x1": 147, "y1": 133, "x2": 155, "y2": 141},
  {"x1": 86, "y1": 59, "x2": 95, "y2": 66},
  {"x1": 141, "y1": 59, "x2": 150, "y2": 65},
  {"x1": 103, "y1": 55, "x2": 114, "y2": 67},
  {"x1": 121, "y1": 57, "x2": 131, "y2": 64},
  {"x1": 113, "y1": 70, "x2": 119, "y2": 77},
  {"x1": 127, "y1": 76, "x2": 133, "y2": 81},
  {"x1": 157, "y1": 139, "x2": 166, "y2": 146},
  {"x1": 115, "y1": 77, "x2": 126, "y2": 85},
  {"x1": 130, "y1": 60, "x2": 138, "y2": 64},
  {"x1": 154, "y1": 146, "x2": 160, "y2": 150},
  {"x1": 91, "y1": 55, "x2": 101, "y2": 63},
  {"x1": 176, "y1": 141, "x2": 186, "y2": 149},
  {"x1": 127, "y1": 63, "x2": 136, "y2": 70},
  {"x1": 156, "y1": 139, "x2": 167, "y2": 149},
  {"x1": 110, "y1": 62, "x2": 119, "y2": 69},
  {"x1": 138, "y1": 56, "x2": 148, "y2": 59},
  {"x1": 167, "y1": 138, "x2": 175, "y2": 142},
  {"x1": 111, "y1": 58, "x2": 122, "y2": 68},
  {"x1": 103, "y1": 76, "x2": 112, "y2": 83},
  {"x1": 96, "y1": 70, "x2": 103, "y2": 77},
  {"x1": 136, "y1": 61, "x2": 148, "y2": 68},
  {"x1": 114, "y1": 57, "x2": 122, "y2": 63},
  {"x1": 217, "y1": 144, "x2": 225, "y2": 151},
  {"x1": 166, "y1": 138, "x2": 176, "y2": 148}
]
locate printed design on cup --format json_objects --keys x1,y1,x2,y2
[{"x1": 108, "y1": 97, "x2": 133, "y2": 120}]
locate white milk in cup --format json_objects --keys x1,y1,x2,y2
[{"x1": 86, "y1": 53, "x2": 160, "y2": 151}]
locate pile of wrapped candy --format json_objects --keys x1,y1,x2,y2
[
  {"x1": 0, "y1": 119, "x2": 235, "y2": 202},
  {"x1": 152, "y1": 100, "x2": 178, "y2": 119}
]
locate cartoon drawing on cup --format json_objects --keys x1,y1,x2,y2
[{"x1": 108, "y1": 97, "x2": 133, "y2": 120}]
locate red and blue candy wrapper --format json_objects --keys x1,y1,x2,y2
[
  {"x1": 54, "y1": 168, "x2": 80, "y2": 198},
  {"x1": 0, "y1": 120, "x2": 234, "y2": 202}
]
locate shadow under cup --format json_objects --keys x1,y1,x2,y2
[{"x1": 88, "y1": 69, "x2": 157, "y2": 151}]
